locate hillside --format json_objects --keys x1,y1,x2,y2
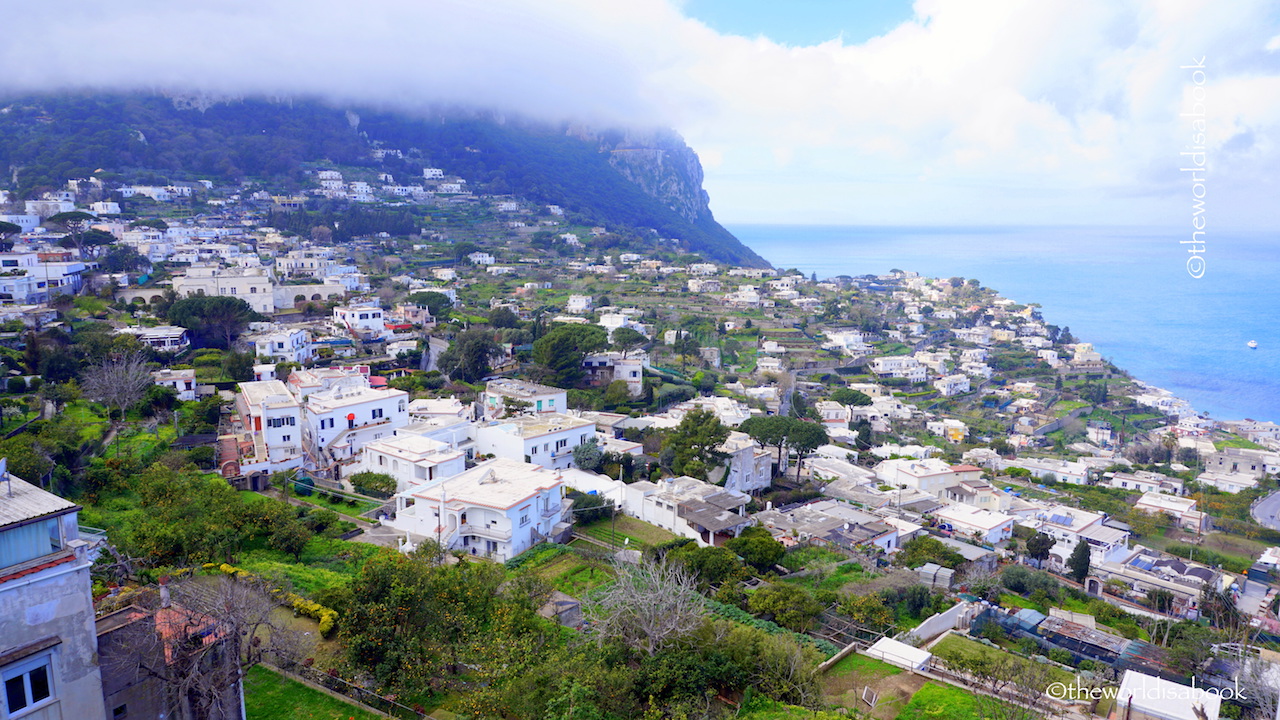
[{"x1": 0, "y1": 93, "x2": 768, "y2": 266}]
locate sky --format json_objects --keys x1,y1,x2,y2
[{"x1": 2, "y1": 0, "x2": 1278, "y2": 229}]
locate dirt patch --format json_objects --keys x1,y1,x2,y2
[
  {"x1": 841, "y1": 567, "x2": 920, "y2": 596},
  {"x1": 826, "y1": 667, "x2": 930, "y2": 720}
]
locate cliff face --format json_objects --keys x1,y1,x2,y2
[{"x1": 603, "y1": 131, "x2": 712, "y2": 227}]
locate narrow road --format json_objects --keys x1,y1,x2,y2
[{"x1": 1251, "y1": 490, "x2": 1280, "y2": 531}]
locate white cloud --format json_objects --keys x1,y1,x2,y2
[{"x1": 1, "y1": 0, "x2": 1278, "y2": 227}]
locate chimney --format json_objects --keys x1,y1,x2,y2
[{"x1": 158, "y1": 575, "x2": 171, "y2": 608}]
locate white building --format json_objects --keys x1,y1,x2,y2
[
  {"x1": 582, "y1": 352, "x2": 645, "y2": 398},
  {"x1": 1133, "y1": 492, "x2": 1207, "y2": 534},
  {"x1": 1194, "y1": 471, "x2": 1259, "y2": 494},
  {"x1": 622, "y1": 477, "x2": 752, "y2": 547},
  {"x1": 997, "y1": 457, "x2": 1089, "y2": 485},
  {"x1": 389, "y1": 458, "x2": 568, "y2": 561},
  {"x1": 933, "y1": 374, "x2": 971, "y2": 397},
  {"x1": 474, "y1": 413, "x2": 595, "y2": 470},
  {"x1": 934, "y1": 504, "x2": 1015, "y2": 545},
  {"x1": 1024, "y1": 505, "x2": 1131, "y2": 569},
  {"x1": 233, "y1": 379, "x2": 305, "y2": 476},
  {"x1": 1099, "y1": 471, "x2": 1184, "y2": 495},
  {"x1": 152, "y1": 367, "x2": 197, "y2": 401},
  {"x1": 332, "y1": 302, "x2": 387, "y2": 340},
  {"x1": 301, "y1": 376, "x2": 409, "y2": 465},
  {"x1": 566, "y1": 295, "x2": 593, "y2": 314},
  {"x1": 483, "y1": 378, "x2": 568, "y2": 419},
  {"x1": 118, "y1": 325, "x2": 191, "y2": 354},
  {"x1": 359, "y1": 434, "x2": 467, "y2": 493},
  {"x1": 719, "y1": 431, "x2": 773, "y2": 493},
  {"x1": 249, "y1": 327, "x2": 313, "y2": 364},
  {"x1": 172, "y1": 265, "x2": 275, "y2": 314}
]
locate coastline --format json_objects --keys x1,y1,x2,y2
[{"x1": 731, "y1": 223, "x2": 1280, "y2": 426}]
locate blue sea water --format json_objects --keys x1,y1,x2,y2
[{"x1": 728, "y1": 224, "x2": 1280, "y2": 424}]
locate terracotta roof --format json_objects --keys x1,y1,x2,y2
[{"x1": 0, "y1": 551, "x2": 76, "y2": 585}]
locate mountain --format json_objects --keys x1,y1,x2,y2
[{"x1": 0, "y1": 93, "x2": 769, "y2": 266}]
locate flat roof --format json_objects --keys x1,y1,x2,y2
[
  {"x1": 409, "y1": 458, "x2": 561, "y2": 510},
  {"x1": 238, "y1": 380, "x2": 298, "y2": 408},
  {"x1": 486, "y1": 377, "x2": 565, "y2": 398}
]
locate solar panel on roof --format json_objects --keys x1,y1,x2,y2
[
  {"x1": 1049, "y1": 514, "x2": 1073, "y2": 525},
  {"x1": 1132, "y1": 558, "x2": 1154, "y2": 571}
]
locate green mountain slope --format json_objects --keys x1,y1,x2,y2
[{"x1": 0, "y1": 93, "x2": 768, "y2": 266}]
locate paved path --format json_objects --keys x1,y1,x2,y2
[{"x1": 1252, "y1": 490, "x2": 1280, "y2": 531}]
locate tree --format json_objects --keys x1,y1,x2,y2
[
  {"x1": 725, "y1": 526, "x2": 785, "y2": 572},
  {"x1": 571, "y1": 436, "x2": 604, "y2": 472},
  {"x1": 167, "y1": 295, "x2": 262, "y2": 348},
  {"x1": 1067, "y1": 539, "x2": 1091, "y2": 582},
  {"x1": 1146, "y1": 588, "x2": 1175, "y2": 614},
  {"x1": 896, "y1": 536, "x2": 966, "y2": 569},
  {"x1": 786, "y1": 420, "x2": 828, "y2": 480},
  {"x1": 661, "y1": 409, "x2": 729, "y2": 479},
  {"x1": 838, "y1": 593, "x2": 894, "y2": 632},
  {"x1": 532, "y1": 324, "x2": 608, "y2": 388},
  {"x1": 610, "y1": 326, "x2": 647, "y2": 357},
  {"x1": 268, "y1": 517, "x2": 311, "y2": 561},
  {"x1": 81, "y1": 350, "x2": 153, "y2": 422},
  {"x1": 221, "y1": 351, "x2": 255, "y2": 382},
  {"x1": 0, "y1": 221, "x2": 20, "y2": 251},
  {"x1": 488, "y1": 307, "x2": 520, "y2": 328},
  {"x1": 583, "y1": 560, "x2": 707, "y2": 656},
  {"x1": 570, "y1": 492, "x2": 612, "y2": 524},
  {"x1": 350, "y1": 471, "x2": 397, "y2": 497},
  {"x1": 1025, "y1": 532, "x2": 1055, "y2": 566},
  {"x1": 405, "y1": 290, "x2": 453, "y2": 318},
  {"x1": 0, "y1": 434, "x2": 53, "y2": 484},
  {"x1": 934, "y1": 645, "x2": 1056, "y2": 720},
  {"x1": 47, "y1": 210, "x2": 99, "y2": 256},
  {"x1": 437, "y1": 329, "x2": 500, "y2": 383},
  {"x1": 747, "y1": 583, "x2": 824, "y2": 631},
  {"x1": 673, "y1": 333, "x2": 701, "y2": 371},
  {"x1": 600, "y1": 380, "x2": 631, "y2": 410},
  {"x1": 830, "y1": 387, "x2": 873, "y2": 406}
]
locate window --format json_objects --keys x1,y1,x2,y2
[
  {"x1": 372, "y1": 408, "x2": 384, "y2": 419},
  {"x1": 519, "y1": 514, "x2": 530, "y2": 526},
  {"x1": 113, "y1": 704, "x2": 128, "y2": 719},
  {"x1": 281, "y1": 435, "x2": 291, "y2": 443},
  {"x1": 529, "y1": 446, "x2": 537, "y2": 455},
  {"x1": 229, "y1": 287, "x2": 236, "y2": 294},
  {"x1": 3, "y1": 656, "x2": 53, "y2": 714}
]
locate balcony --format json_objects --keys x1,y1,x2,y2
[{"x1": 458, "y1": 523, "x2": 512, "y2": 541}]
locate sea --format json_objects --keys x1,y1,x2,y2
[{"x1": 728, "y1": 224, "x2": 1280, "y2": 425}]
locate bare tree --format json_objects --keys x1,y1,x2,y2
[
  {"x1": 99, "y1": 576, "x2": 304, "y2": 720},
  {"x1": 82, "y1": 350, "x2": 153, "y2": 422},
  {"x1": 583, "y1": 559, "x2": 707, "y2": 656}
]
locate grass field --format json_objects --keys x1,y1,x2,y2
[
  {"x1": 826, "y1": 652, "x2": 903, "y2": 680},
  {"x1": 243, "y1": 665, "x2": 382, "y2": 720},
  {"x1": 578, "y1": 515, "x2": 676, "y2": 548},
  {"x1": 894, "y1": 681, "x2": 982, "y2": 720}
]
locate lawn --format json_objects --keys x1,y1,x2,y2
[
  {"x1": 102, "y1": 424, "x2": 177, "y2": 460},
  {"x1": 894, "y1": 681, "x2": 981, "y2": 720},
  {"x1": 243, "y1": 665, "x2": 382, "y2": 720},
  {"x1": 577, "y1": 515, "x2": 675, "y2": 548},
  {"x1": 827, "y1": 653, "x2": 902, "y2": 680},
  {"x1": 998, "y1": 593, "x2": 1046, "y2": 613}
]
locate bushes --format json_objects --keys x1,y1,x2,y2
[
  {"x1": 1166, "y1": 543, "x2": 1252, "y2": 574},
  {"x1": 1001, "y1": 565, "x2": 1061, "y2": 600}
]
